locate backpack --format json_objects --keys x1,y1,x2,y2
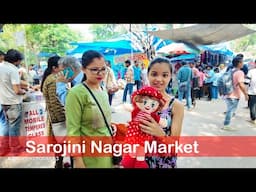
[{"x1": 217, "y1": 69, "x2": 237, "y2": 96}]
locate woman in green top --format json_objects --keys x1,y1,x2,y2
[{"x1": 66, "y1": 50, "x2": 113, "y2": 168}]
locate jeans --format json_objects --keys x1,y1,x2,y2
[
  {"x1": 205, "y1": 82, "x2": 213, "y2": 100},
  {"x1": 212, "y1": 86, "x2": 218, "y2": 99},
  {"x1": 0, "y1": 104, "x2": 23, "y2": 148},
  {"x1": 224, "y1": 98, "x2": 239, "y2": 126},
  {"x1": 122, "y1": 83, "x2": 134, "y2": 103},
  {"x1": 134, "y1": 80, "x2": 141, "y2": 91},
  {"x1": 178, "y1": 83, "x2": 192, "y2": 109},
  {"x1": 0, "y1": 105, "x2": 8, "y2": 136},
  {"x1": 108, "y1": 93, "x2": 114, "y2": 106},
  {"x1": 248, "y1": 95, "x2": 256, "y2": 121}
]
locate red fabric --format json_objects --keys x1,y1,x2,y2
[
  {"x1": 126, "y1": 86, "x2": 165, "y2": 146},
  {"x1": 121, "y1": 86, "x2": 166, "y2": 168},
  {"x1": 122, "y1": 154, "x2": 148, "y2": 168}
]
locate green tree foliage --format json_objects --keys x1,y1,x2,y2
[
  {"x1": 229, "y1": 24, "x2": 256, "y2": 56},
  {"x1": 89, "y1": 24, "x2": 127, "y2": 41},
  {"x1": 230, "y1": 33, "x2": 256, "y2": 55},
  {"x1": 0, "y1": 24, "x2": 82, "y2": 64},
  {"x1": 0, "y1": 24, "x2": 24, "y2": 52},
  {"x1": 26, "y1": 24, "x2": 82, "y2": 55}
]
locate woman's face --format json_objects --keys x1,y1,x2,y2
[
  {"x1": 83, "y1": 57, "x2": 107, "y2": 84},
  {"x1": 147, "y1": 62, "x2": 172, "y2": 93}
]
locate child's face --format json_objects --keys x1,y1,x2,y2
[{"x1": 136, "y1": 96, "x2": 160, "y2": 113}]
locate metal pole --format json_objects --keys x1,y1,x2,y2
[
  {"x1": 23, "y1": 24, "x2": 28, "y2": 71},
  {"x1": 129, "y1": 24, "x2": 133, "y2": 62}
]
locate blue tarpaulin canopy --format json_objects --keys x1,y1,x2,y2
[
  {"x1": 38, "y1": 52, "x2": 58, "y2": 57},
  {"x1": 66, "y1": 32, "x2": 172, "y2": 58},
  {"x1": 199, "y1": 43, "x2": 234, "y2": 56},
  {"x1": 170, "y1": 53, "x2": 198, "y2": 62},
  {"x1": 67, "y1": 39, "x2": 142, "y2": 56}
]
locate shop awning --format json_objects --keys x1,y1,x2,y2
[{"x1": 149, "y1": 24, "x2": 256, "y2": 45}]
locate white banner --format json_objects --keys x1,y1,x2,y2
[
  {"x1": 14, "y1": 31, "x2": 25, "y2": 46},
  {"x1": 20, "y1": 101, "x2": 48, "y2": 136}
]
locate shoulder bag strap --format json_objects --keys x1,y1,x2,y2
[
  {"x1": 168, "y1": 97, "x2": 175, "y2": 108},
  {"x1": 82, "y1": 83, "x2": 113, "y2": 137},
  {"x1": 232, "y1": 69, "x2": 239, "y2": 87}
]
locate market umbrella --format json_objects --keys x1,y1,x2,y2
[{"x1": 156, "y1": 42, "x2": 200, "y2": 56}]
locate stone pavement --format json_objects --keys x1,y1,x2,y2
[{"x1": 1, "y1": 89, "x2": 256, "y2": 168}]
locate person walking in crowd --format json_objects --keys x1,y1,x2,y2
[
  {"x1": 177, "y1": 61, "x2": 193, "y2": 111},
  {"x1": 28, "y1": 64, "x2": 37, "y2": 86},
  {"x1": 247, "y1": 60, "x2": 256, "y2": 124},
  {"x1": 138, "y1": 57, "x2": 184, "y2": 168},
  {"x1": 122, "y1": 59, "x2": 134, "y2": 103},
  {"x1": 133, "y1": 60, "x2": 142, "y2": 90},
  {"x1": 141, "y1": 62, "x2": 148, "y2": 87},
  {"x1": 65, "y1": 50, "x2": 114, "y2": 168},
  {"x1": 56, "y1": 56, "x2": 83, "y2": 106},
  {"x1": 103, "y1": 60, "x2": 118, "y2": 106},
  {"x1": 219, "y1": 63, "x2": 226, "y2": 75},
  {"x1": 204, "y1": 65, "x2": 214, "y2": 101},
  {"x1": 0, "y1": 49, "x2": 26, "y2": 155},
  {"x1": 222, "y1": 56, "x2": 248, "y2": 130},
  {"x1": 197, "y1": 67, "x2": 205, "y2": 100},
  {"x1": 40, "y1": 55, "x2": 67, "y2": 168},
  {"x1": 212, "y1": 67, "x2": 221, "y2": 100},
  {"x1": 189, "y1": 61, "x2": 200, "y2": 107}
]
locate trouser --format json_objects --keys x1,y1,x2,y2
[
  {"x1": 134, "y1": 80, "x2": 141, "y2": 90},
  {"x1": 0, "y1": 104, "x2": 22, "y2": 148},
  {"x1": 108, "y1": 93, "x2": 114, "y2": 106},
  {"x1": 248, "y1": 95, "x2": 256, "y2": 121},
  {"x1": 178, "y1": 85, "x2": 192, "y2": 109},
  {"x1": 224, "y1": 98, "x2": 239, "y2": 126},
  {"x1": 122, "y1": 83, "x2": 134, "y2": 103},
  {"x1": 204, "y1": 82, "x2": 213, "y2": 100}
]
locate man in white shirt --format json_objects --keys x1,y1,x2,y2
[
  {"x1": 0, "y1": 49, "x2": 26, "y2": 155},
  {"x1": 247, "y1": 61, "x2": 256, "y2": 124}
]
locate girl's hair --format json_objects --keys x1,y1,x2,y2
[
  {"x1": 40, "y1": 55, "x2": 61, "y2": 92},
  {"x1": 81, "y1": 50, "x2": 104, "y2": 82},
  {"x1": 147, "y1": 57, "x2": 172, "y2": 74}
]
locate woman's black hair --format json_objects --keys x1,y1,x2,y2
[
  {"x1": 147, "y1": 57, "x2": 172, "y2": 74},
  {"x1": 81, "y1": 50, "x2": 104, "y2": 82},
  {"x1": 40, "y1": 55, "x2": 61, "y2": 92}
]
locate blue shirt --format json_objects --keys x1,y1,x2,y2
[
  {"x1": 56, "y1": 71, "x2": 84, "y2": 106},
  {"x1": 177, "y1": 65, "x2": 192, "y2": 83},
  {"x1": 205, "y1": 69, "x2": 215, "y2": 83},
  {"x1": 133, "y1": 66, "x2": 141, "y2": 81}
]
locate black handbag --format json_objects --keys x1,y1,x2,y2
[{"x1": 82, "y1": 83, "x2": 122, "y2": 165}]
